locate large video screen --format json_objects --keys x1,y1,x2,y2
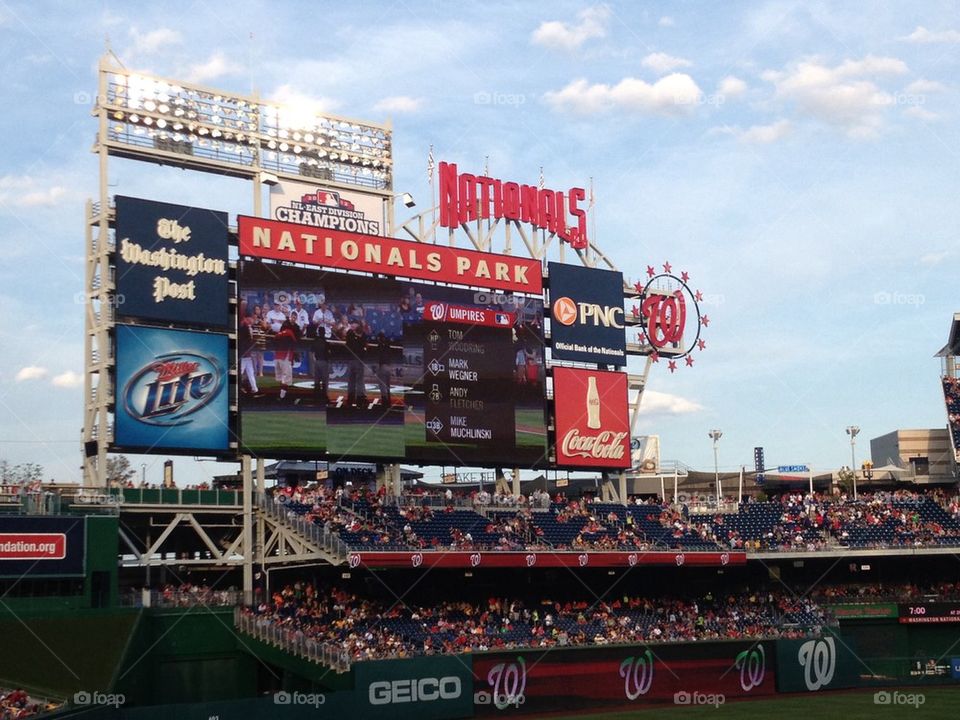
[{"x1": 238, "y1": 261, "x2": 547, "y2": 466}]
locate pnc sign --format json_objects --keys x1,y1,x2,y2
[{"x1": 548, "y1": 263, "x2": 627, "y2": 366}]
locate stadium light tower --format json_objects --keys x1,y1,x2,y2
[
  {"x1": 846, "y1": 426, "x2": 860, "y2": 500},
  {"x1": 709, "y1": 430, "x2": 722, "y2": 503}
]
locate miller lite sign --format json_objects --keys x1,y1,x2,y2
[
  {"x1": 113, "y1": 325, "x2": 230, "y2": 452},
  {"x1": 553, "y1": 367, "x2": 630, "y2": 468}
]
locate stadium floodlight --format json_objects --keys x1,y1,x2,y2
[
  {"x1": 94, "y1": 56, "x2": 393, "y2": 193},
  {"x1": 401, "y1": 192, "x2": 416, "y2": 208},
  {"x1": 709, "y1": 429, "x2": 722, "y2": 503},
  {"x1": 846, "y1": 425, "x2": 860, "y2": 499}
]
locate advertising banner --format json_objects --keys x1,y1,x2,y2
[
  {"x1": 631, "y1": 435, "x2": 660, "y2": 473},
  {"x1": 114, "y1": 196, "x2": 229, "y2": 328},
  {"x1": 270, "y1": 180, "x2": 385, "y2": 236},
  {"x1": 238, "y1": 216, "x2": 543, "y2": 294},
  {"x1": 0, "y1": 516, "x2": 85, "y2": 577},
  {"x1": 553, "y1": 367, "x2": 630, "y2": 469},
  {"x1": 239, "y1": 262, "x2": 547, "y2": 466},
  {"x1": 472, "y1": 641, "x2": 776, "y2": 715},
  {"x1": 352, "y1": 655, "x2": 474, "y2": 720},
  {"x1": 830, "y1": 603, "x2": 898, "y2": 620},
  {"x1": 548, "y1": 262, "x2": 626, "y2": 366},
  {"x1": 775, "y1": 636, "x2": 860, "y2": 692},
  {"x1": 114, "y1": 325, "x2": 230, "y2": 453}
]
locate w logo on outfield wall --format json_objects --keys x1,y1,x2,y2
[
  {"x1": 486, "y1": 656, "x2": 527, "y2": 710},
  {"x1": 735, "y1": 645, "x2": 765, "y2": 692},
  {"x1": 797, "y1": 637, "x2": 836, "y2": 691},
  {"x1": 619, "y1": 649, "x2": 655, "y2": 700}
]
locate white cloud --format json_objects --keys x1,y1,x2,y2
[
  {"x1": 373, "y1": 96, "x2": 421, "y2": 114},
  {"x1": 186, "y1": 52, "x2": 241, "y2": 84},
  {"x1": 641, "y1": 52, "x2": 692, "y2": 74},
  {"x1": 0, "y1": 176, "x2": 69, "y2": 208},
  {"x1": 15, "y1": 366, "x2": 47, "y2": 382},
  {"x1": 740, "y1": 119, "x2": 792, "y2": 143},
  {"x1": 50, "y1": 371, "x2": 82, "y2": 388},
  {"x1": 904, "y1": 79, "x2": 945, "y2": 94},
  {"x1": 920, "y1": 251, "x2": 950, "y2": 266},
  {"x1": 658, "y1": 16, "x2": 675, "y2": 27},
  {"x1": 762, "y1": 55, "x2": 908, "y2": 138},
  {"x1": 129, "y1": 27, "x2": 183, "y2": 56},
  {"x1": 545, "y1": 73, "x2": 702, "y2": 115},
  {"x1": 636, "y1": 390, "x2": 703, "y2": 416},
  {"x1": 531, "y1": 4, "x2": 610, "y2": 51},
  {"x1": 717, "y1": 75, "x2": 747, "y2": 98},
  {"x1": 904, "y1": 106, "x2": 940, "y2": 121},
  {"x1": 901, "y1": 26, "x2": 960, "y2": 44}
]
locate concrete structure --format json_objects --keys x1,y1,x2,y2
[{"x1": 870, "y1": 429, "x2": 955, "y2": 483}]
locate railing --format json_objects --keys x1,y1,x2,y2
[
  {"x1": 234, "y1": 607, "x2": 351, "y2": 673},
  {"x1": 120, "y1": 588, "x2": 243, "y2": 608},
  {"x1": 259, "y1": 493, "x2": 349, "y2": 561}
]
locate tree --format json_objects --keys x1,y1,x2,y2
[
  {"x1": 836, "y1": 466, "x2": 855, "y2": 494},
  {"x1": 106, "y1": 456, "x2": 136, "y2": 487},
  {"x1": 0, "y1": 460, "x2": 45, "y2": 485}
]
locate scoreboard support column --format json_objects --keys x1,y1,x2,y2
[{"x1": 242, "y1": 454, "x2": 254, "y2": 605}]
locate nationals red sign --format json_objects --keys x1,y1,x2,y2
[
  {"x1": 423, "y1": 302, "x2": 515, "y2": 328},
  {"x1": 553, "y1": 367, "x2": 630, "y2": 468},
  {"x1": 346, "y1": 550, "x2": 744, "y2": 570},
  {"x1": 0, "y1": 533, "x2": 66, "y2": 560},
  {"x1": 439, "y1": 162, "x2": 588, "y2": 249},
  {"x1": 237, "y1": 216, "x2": 542, "y2": 294}
]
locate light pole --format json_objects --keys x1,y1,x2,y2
[
  {"x1": 709, "y1": 430, "x2": 722, "y2": 503},
  {"x1": 140, "y1": 463, "x2": 147, "y2": 488},
  {"x1": 846, "y1": 426, "x2": 860, "y2": 499}
]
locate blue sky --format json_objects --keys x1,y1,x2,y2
[{"x1": 1, "y1": 1, "x2": 959, "y2": 486}]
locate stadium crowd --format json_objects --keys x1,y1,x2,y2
[
  {"x1": 268, "y1": 484, "x2": 960, "y2": 554},
  {"x1": 0, "y1": 688, "x2": 53, "y2": 719},
  {"x1": 242, "y1": 582, "x2": 831, "y2": 662}
]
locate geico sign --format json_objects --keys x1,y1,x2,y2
[
  {"x1": 369, "y1": 677, "x2": 462, "y2": 705},
  {"x1": 553, "y1": 296, "x2": 624, "y2": 329}
]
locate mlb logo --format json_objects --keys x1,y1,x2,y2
[{"x1": 495, "y1": 313, "x2": 509, "y2": 325}]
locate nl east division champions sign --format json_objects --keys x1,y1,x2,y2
[
  {"x1": 438, "y1": 162, "x2": 588, "y2": 249},
  {"x1": 238, "y1": 216, "x2": 541, "y2": 294},
  {"x1": 114, "y1": 325, "x2": 230, "y2": 452},
  {"x1": 114, "y1": 196, "x2": 229, "y2": 328},
  {"x1": 553, "y1": 367, "x2": 630, "y2": 468},
  {"x1": 270, "y1": 180, "x2": 384, "y2": 236},
  {"x1": 548, "y1": 263, "x2": 626, "y2": 366}
]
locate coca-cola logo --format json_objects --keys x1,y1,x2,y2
[
  {"x1": 735, "y1": 645, "x2": 766, "y2": 692},
  {"x1": 560, "y1": 429, "x2": 627, "y2": 460},
  {"x1": 627, "y1": 553, "x2": 638, "y2": 567},
  {"x1": 525, "y1": 554, "x2": 537, "y2": 567},
  {"x1": 487, "y1": 657, "x2": 527, "y2": 710},
  {"x1": 470, "y1": 553, "x2": 482, "y2": 567},
  {"x1": 619, "y1": 649, "x2": 654, "y2": 700},
  {"x1": 675, "y1": 553, "x2": 685, "y2": 566},
  {"x1": 411, "y1": 553, "x2": 423, "y2": 568},
  {"x1": 578, "y1": 553, "x2": 589, "y2": 567},
  {"x1": 348, "y1": 553, "x2": 361, "y2": 569}
]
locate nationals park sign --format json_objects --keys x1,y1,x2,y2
[{"x1": 238, "y1": 216, "x2": 542, "y2": 294}]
